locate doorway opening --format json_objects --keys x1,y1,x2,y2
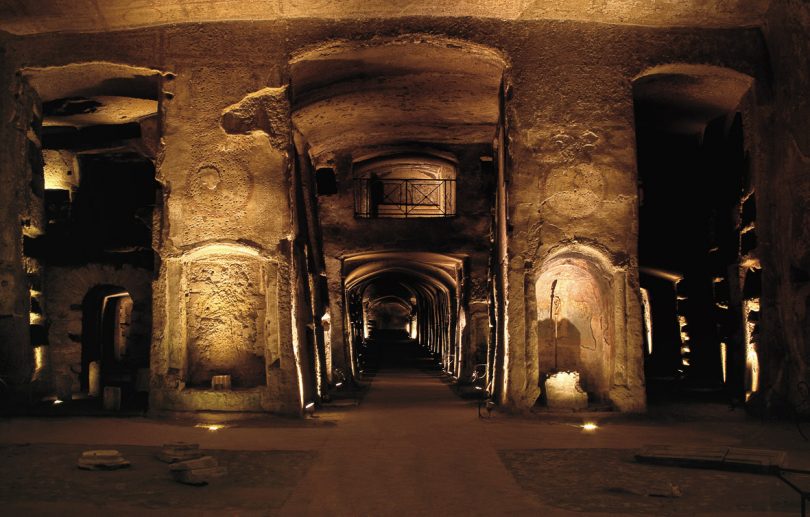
[
  {"x1": 81, "y1": 285, "x2": 146, "y2": 408},
  {"x1": 633, "y1": 65, "x2": 756, "y2": 403}
]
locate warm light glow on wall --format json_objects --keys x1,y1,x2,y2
[
  {"x1": 677, "y1": 315, "x2": 691, "y2": 366},
  {"x1": 33, "y1": 345, "x2": 47, "y2": 376},
  {"x1": 744, "y1": 298, "x2": 760, "y2": 400},
  {"x1": 43, "y1": 149, "x2": 78, "y2": 192},
  {"x1": 720, "y1": 342, "x2": 728, "y2": 383},
  {"x1": 545, "y1": 371, "x2": 588, "y2": 410},
  {"x1": 290, "y1": 311, "x2": 306, "y2": 411},
  {"x1": 640, "y1": 287, "x2": 653, "y2": 355}
]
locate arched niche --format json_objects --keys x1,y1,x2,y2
[
  {"x1": 352, "y1": 153, "x2": 458, "y2": 218},
  {"x1": 81, "y1": 284, "x2": 133, "y2": 395},
  {"x1": 180, "y1": 244, "x2": 276, "y2": 389},
  {"x1": 535, "y1": 249, "x2": 614, "y2": 399}
]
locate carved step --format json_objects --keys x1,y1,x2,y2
[{"x1": 636, "y1": 444, "x2": 787, "y2": 474}]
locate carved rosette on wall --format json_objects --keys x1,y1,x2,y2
[
  {"x1": 542, "y1": 162, "x2": 607, "y2": 218},
  {"x1": 187, "y1": 162, "x2": 252, "y2": 219}
]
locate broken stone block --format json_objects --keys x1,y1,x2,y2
[
  {"x1": 170, "y1": 455, "x2": 219, "y2": 471},
  {"x1": 724, "y1": 447, "x2": 786, "y2": 473},
  {"x1": 545, "y1": 371, "x2": 588, "y2": 410},
  {"x1": 169, "y1": 455, "x2": 227, "y2": 485},
  {"x1": 171, "y1": 466, "x2": 228, "y2": 485},
  {"x1": 156, "y1": 442, "x2": 204, "y2": 463},
  {"x1": 648, "y1": 483, "x2": 682, "y2": 498},
  {"x1": 77, "y1": 449, "x2": 130, "y2": 470}
]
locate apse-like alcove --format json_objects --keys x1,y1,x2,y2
[
  {"x1": 535, "y1": 254, "x2": 613, "y2": 399},
  {"x1": 182, "y1": 245, "x2": 271, "y2": 389}
]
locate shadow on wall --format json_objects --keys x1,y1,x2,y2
[{"x1": 535, "y1": 254, "x2": 613, "y2": 401}]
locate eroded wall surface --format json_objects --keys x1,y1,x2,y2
[
  {"x1": 45, "y1": 264, "x2": 152, "y2": 393},
  {"x1": 760, "y1": 0, "x2": 810, "y2": 415},
  {"x1": 0, "y1": 15, "x2": 779, "y2": 413}
]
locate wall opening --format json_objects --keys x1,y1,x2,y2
[
  {"x1": 353, "y1": 154, "x2": 457, "y2": 218},
  {"x1": 535, "y1": 253, "x2": 614, "y2": 402},
  {"x1": 81, "y1": 285, "x2": 143, "y2": 406},
  {"x1": 343, "y1": 252, "x2": 463, "y2": 379},
  {"x1": 633, "y1": 65, "x2": 755, "y2": 403},
  {"x1": 20, "y1": 63, "x2": 163, "y2": 405}
]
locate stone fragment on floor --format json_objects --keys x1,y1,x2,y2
[
  {"x1": 169, "y1": 455, "x2": 227, "y2": 485},
  {"x1": 156, "y1": 441, "x2": 204, "y2": 463},
  {"x1": 77, "y1": 449, "x2": 131, "y2": 470}
]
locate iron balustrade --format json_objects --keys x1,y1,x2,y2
[{"x1": 353, "y1": 177, "x2": 456, "y2": 218}]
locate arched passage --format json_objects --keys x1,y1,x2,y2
[
  {"x1": 288, "y1": 35, "x2": 504, "y2": 408},
  {"x1": 633, "y1": 64, "x2": 757, "y2": 402},
  {"x1": 81, "y1": 285, "x2": 140, "y2": 403},
  {"x1": 343, "y1": 252, "x2": 464, "y2": 378}
]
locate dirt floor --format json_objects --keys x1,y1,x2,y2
[{"x1": 0, "y1": 343, "x2": 808, "y2": 516}]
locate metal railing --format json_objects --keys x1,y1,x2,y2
[{"x1": 353, "y1": 178, "x2": 456, "y2": 218}]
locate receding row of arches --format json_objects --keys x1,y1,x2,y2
[{"x1": 13, "y1": 37, "x2": 765, "y2": 415}]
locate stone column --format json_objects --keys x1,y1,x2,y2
[
  {"x1": 0, "y1": 68, "x2": 37, "y2": 393},
  {"x1": 150, "y1": 65, "x2": 302, "y2": 414},
  {"x1": 502, "y1": 63, "x2": 645, "y2": 412}
]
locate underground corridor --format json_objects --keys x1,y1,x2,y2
[{"x1": 1, "y1": 2, "x2": 810, "y2": 515}]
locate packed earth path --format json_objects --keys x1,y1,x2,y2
[{"x1": 0, "y1": 340, "x2": 805, "y2": 516}]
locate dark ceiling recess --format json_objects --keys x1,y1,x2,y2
[{"x1": 316, "y1": 167, "x2": 338, "y2": 196}]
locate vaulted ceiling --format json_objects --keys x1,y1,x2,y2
[{"x1": 0, "y1": 0, "x2": 771, "y2": 36}]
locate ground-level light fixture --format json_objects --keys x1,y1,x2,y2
[
  {"x1": 195, "y1": 423, "x2": 226, "y2": 432},
  {"x1": 581, "y1": 422, "x2": 598, "y2": 431}
]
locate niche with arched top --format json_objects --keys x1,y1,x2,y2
[
  {"x1": 81, "y1": 285, "x2": 139, "y2": 397},
  {"x1": 535, "y1": 254, "x2": 614, "y2": 399},
  {"x1": 182, "y1": 245, "x2": 274, "y2": 389},
  {"x1": 352, "y1": 154, "x2": 457, "y2": 218}
]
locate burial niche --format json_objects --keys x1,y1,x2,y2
[{"x1": 535, "y1": 253, "x2": 613, "y2": 401}]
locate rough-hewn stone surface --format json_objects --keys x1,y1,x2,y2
[
  {"x1": 0, "y1": 1, "x2": 773, "y2": 35},
  {"x1": 45, "y1": 264, "x2": 152, "y2": 394},
  {"x1": 0, "y1": 7, "x2": 800, "y2": 416},
  {"x1": 759, "y1": 0, "x2": 810, "y2": 415}
]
